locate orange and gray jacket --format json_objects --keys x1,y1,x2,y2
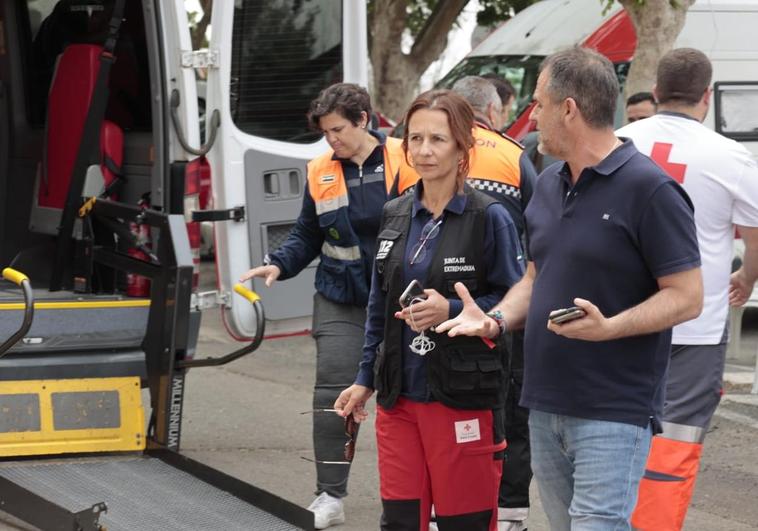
[
  {"x1": 468, "y1": 122, "x2": 537, "y2": 239},
  {"x1": 267, "y1": 131, "x2": 417, "y2": 306}
]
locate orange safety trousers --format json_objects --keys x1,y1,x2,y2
[{"x1": 631, "y1": 436, "x2": 703, "y2": 531}]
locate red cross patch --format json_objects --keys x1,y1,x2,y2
[{"x1": 650, "y1": 142, "x2": 687, "y2": 183}]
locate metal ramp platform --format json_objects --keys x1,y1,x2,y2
[
  {"x1": 0, "y1": 456, "x2": 302, "y2": 531},
  {"x1": 0, "y1": 202, "x2": 315, "y2": 531}
]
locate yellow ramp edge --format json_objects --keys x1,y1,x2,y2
[{"x1": 0, "y1": 377, "x2": 145, "y2": 457}]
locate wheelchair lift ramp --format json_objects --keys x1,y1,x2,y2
[{"x1": 0, "y1": 455, "x2": 304, "y2": 530}]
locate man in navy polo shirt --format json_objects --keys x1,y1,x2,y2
[{"x1": 437, "y1": 47, "x2": 703, "y2": 530}]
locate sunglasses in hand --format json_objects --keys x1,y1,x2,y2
[{"x1": 299, "y1": 409, "x2": 357, "y2": 465}]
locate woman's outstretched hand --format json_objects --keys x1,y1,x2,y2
[{"x1": 239, "y1": 264, "x2": 281, "y2": 287}]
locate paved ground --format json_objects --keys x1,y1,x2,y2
[
  {"x1": 174, "y1": 309, "x2": 758, "y2": 531},
  {"x1": 2, "y1": 267, "x2": 758, "y2": 529}
]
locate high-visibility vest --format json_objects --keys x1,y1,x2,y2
[{"x1": 305, "y1": 137, "x2": 417, "y2": 305}]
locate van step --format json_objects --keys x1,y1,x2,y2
[{"x1": 0, "y1": 377, "x2": 144, "y2": 457}]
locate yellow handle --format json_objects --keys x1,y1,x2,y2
[
  {"x1": 2, "y1": 268, "x2": 29, "y2": 286},
  {"x1": 234, "y1": 283, "x2": 261, "y2": 303}
]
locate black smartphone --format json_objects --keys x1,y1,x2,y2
[
  {"x1": 399, "y1": 279, "x2": 427, "y2": 308},
  {"x1": 549, "y1": 306, "x2": 586, "y2": 324}
]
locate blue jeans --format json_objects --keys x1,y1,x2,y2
[{"x1": 529, "y1": 410, "x2": 652, "y2": 531}]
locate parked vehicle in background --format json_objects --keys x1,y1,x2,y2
[{"x1": 436, "y1": 0, "x2": 758, "y2": 158}]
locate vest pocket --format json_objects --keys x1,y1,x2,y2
[
  {"x1": 438, "y1": 347, "x2": 503, "y2": 393},
  {"x1": 445, "y1": 278, "x2": 477, "y2": 297}
]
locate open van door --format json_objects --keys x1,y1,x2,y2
[{"x1": 206, "y1": 1, "x2": 369, "y2": 338}]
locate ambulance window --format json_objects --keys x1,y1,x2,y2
[
  {"x1": 714, "y1": 82, "x2": 758, "y2": 141},
  {"x1": 436, "y1": 55, "x2": 542, "y2": 128},
  {"x1": 229, "y1": 0, "x2": 343, "y2": 144}
]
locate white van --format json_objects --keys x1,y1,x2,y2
[
  {"x1": 436, "y1": 0, "x2": 758, "y2": 156},
  {"x1": 0, "y1": 1, "x2": 367, "y2": 528}
]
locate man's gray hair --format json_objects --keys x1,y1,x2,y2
[
  {"x1": 451, "y1": 76, "x2": 502, "y2": 116},
  {"x1": 540, "y1": 47, "x2": 619, "y2": 129}
]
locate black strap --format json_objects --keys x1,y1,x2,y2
[{"x1": 50, "y1": 0, "x2": 127, "y2": 291}]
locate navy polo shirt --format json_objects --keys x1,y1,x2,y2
[
  {"x1": 356, "y1": 182, "x2": 525, "y2": 400},
  {"x1": 521, "y1": 139, "x2": 700, "y2": 431}
]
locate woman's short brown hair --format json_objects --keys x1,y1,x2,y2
[
  {"x1": 307, "y1": 83, "x2": 372, "y2": 130},
  {"x1": 402, "y1": 89, "x2": 475, "y2": 181}
]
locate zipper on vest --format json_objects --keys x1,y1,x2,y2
[{"x1": 359, "y1": 164, "x2": 365, "y2": 204}]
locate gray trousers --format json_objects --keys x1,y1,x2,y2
[{"x1": 311, "y1": 293, "x2": 366, "y2": 498}]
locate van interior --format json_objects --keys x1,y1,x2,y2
[{"x1": 0, "y1": 0, "x2": 162, "y2": 365}]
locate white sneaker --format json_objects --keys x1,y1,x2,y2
[{"x1": 307, "y1": 492, "x2": 345, "y2": 529}]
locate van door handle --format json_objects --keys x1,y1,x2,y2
[{"x1": 170, "y1": 89, "x2": 219, "y2": 157}]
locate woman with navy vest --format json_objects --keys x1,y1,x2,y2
[
  {"x1": 335, "y1": 90, "x2": 525, "y2": 531},
  {"x1": 240, "y1": 83, "x2": 416, "y2": 530}
]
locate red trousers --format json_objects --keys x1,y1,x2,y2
[{"x1": 376, "y1": 397, "x2": 505, "y2": 531}]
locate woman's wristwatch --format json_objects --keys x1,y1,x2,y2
[{"x1": 486, "y1": 310, "x2": 508, "y2": 338}]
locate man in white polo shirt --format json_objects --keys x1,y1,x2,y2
[{"x1": 617, "y1": 48, "x2": 758, "y2": 531}]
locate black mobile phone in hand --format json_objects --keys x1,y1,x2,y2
[
  {"x1": 399, "y1": 279, "x2": 427, "y2": 308},
  {"x1": 549, "y1": 306, "x2": 586, "y2": 324}
]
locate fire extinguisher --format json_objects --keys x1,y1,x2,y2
[{"x1": 126, "y1": 196, "x2": 151, "y2": 297}]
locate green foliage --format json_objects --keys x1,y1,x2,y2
[
  {"x1": 478, "y1": 0, "x2": 540, "y2": 27},
  {"x1": 370, "y1": 0, "x2": 538, "y2": 38}
]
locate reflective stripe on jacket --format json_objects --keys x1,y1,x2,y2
[{"x1": 303, "y1": 137, "x2": 416, "y2": 305}]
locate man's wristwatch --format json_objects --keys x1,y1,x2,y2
[{"x1": 486, "y1": 310, "x2": 508, "y2": 338}]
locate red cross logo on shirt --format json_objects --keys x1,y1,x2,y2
[
  {"x1": 650, "y1": 142, "x2": 687, "y2": 183},
  {"x1": 464, "y1": 424, "x2": 471, "y2": 431}
]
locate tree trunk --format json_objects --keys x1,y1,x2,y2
[
  {"x1": 620, "y1": 0, "x2": 695, "y2": 100},
  {"x1": 369, "y1": 0, "x2": 468, "y2": 121},
  {"x1": 191, "y1": 0, "x2": 213, "y2": 50}
]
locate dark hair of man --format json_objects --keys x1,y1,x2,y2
[
  {"x1": 307, "y1": 83, "x2": 372, "y2": 130},
  {"x1": 402, "y1": 89, "x2": 475, "y2": 180},
  {"x1": 481, "y1": 72, "x2": 516, "y2": 106},
  {"x1": 540, "y1": 47, "x2": 619, "y2": 129},
  {"x1": 656, "y1": 48, "x2": 712, "y2": 106},
  {"x1": 626, "y1": 91, "x2": 656, "y2": 107}
]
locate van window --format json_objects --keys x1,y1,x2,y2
[
  {"x1": 23, "y1": 0, "x2": 152, "y2": 130},
  {"x1": 229, "y1": 0, "x2": 343, "y2": 144},
  {"x1": 437, "y1": 55, "x2": 542, "y2": 128},
  {"x1": 715, "y1": 82, "x2": 758, "y2": 141}
]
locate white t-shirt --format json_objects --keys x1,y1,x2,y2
[{"x1": 617, "y1": 113, "x2": 758, "y2": 345}]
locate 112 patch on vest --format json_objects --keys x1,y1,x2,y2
[{"x1": 376, "y1": 240, "x2": 394, "y2": 260}]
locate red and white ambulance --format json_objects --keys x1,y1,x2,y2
[{"x1": 437, "y1": 0, "x2": 758, "y2": 156}]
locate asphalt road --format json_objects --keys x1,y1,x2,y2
[
  {"x1": 176, "y1": 306, "x2": 758, "y2": 531},
  {"x1": 1, "y1": 266, "x2": 758, "y2": 530}
]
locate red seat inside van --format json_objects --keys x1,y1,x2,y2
[{"x1": 39, "y1": 43, "x2": 122, "y2": 210}]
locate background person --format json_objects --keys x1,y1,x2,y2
[
  {"x1": 618, "y1": 48, "x2": 758, "y2": 531},
  {"x1": 240, "y1": 83, "x2": 415, "y2": 530},
  {"x1": 335, "y1": 89, "x2": 525, "y2": 531},
  {"x1": 625, "y1": 91, "x2": 657, "y2": 123},
  {"x1": 481, "y1": 73, "x2": 517, "y2": 130},
  {"x1": 452, "y1": 75, "x2": 536, "y2": 531},
  {"x1": 436, "y1": 47, "x2": 703, "y2": 530}
]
